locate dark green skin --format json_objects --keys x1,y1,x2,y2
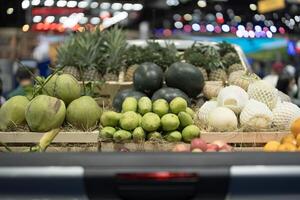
[
  {"x1": 133, "y1": 62, "x2": 164, "y2": 96},
  {"x1": 165, "y1": 62, "x2": 204, "y2": 98},
  {"x1": 113, "y1": 89, "x2": 146, "y2": 112},
  {"x1": 151, "y1": 87, "x2": 191, "y2": 105}
]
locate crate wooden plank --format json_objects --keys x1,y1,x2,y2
[
  {"x1": 201, "y1": 132, "x2": 289, "y2": 143},
  {"x1": 0, "y1": 132, "x2": 99, "y2": 143},
  {"x1": 0, "y1": 146, "x2": 98, "y2": 152}
]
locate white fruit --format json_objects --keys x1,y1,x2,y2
[
  {"x1": 208, "y1": 107, "x2": 238, "y2": 132},
  {"x1": 240, "y1": 99, "x2": 273, "y2": 131},
  {"x1": 217, "y1": 85, "x2": 249, "y2": 114},
  {"x1": 247, "y1": 80, "x2": 278, "y2": 110},
  {"x1": 272, "y1": 102, "x2": 300, "y2": 130},
  {"x1": 197, "y1": 100, "x2": 218, "y2": 125}
]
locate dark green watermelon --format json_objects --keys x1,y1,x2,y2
[
  {"x1": 165, "y1": 62, "x2": 204, "y2": 98},
  {"x1": 133, "y1": 62, "x2": 164, "y2": 95},
  {"x1": 151, "y1": 87, "x2": 191, "y2": 105},
  {"x1": 113, "y1": 89, "x2": 146, "y2": 112}
]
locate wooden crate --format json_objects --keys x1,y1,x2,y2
[
  {"x1": 0, "y1": 132, "x2": 99, "y2": 152},
  {"x1": 100, "y1": 132, "x2": 289, "y2": 152}
]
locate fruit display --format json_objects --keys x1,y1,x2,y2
[
  {"x1": 100, "y1": 97, "x2": 200, "y2": 143},
  {"x1": 197, "y1": 76, "x2": 300, "y2": 132}
]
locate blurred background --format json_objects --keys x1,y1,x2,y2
[{"x1": 0, "y1": 0, "x2": 299, "y2": 102}]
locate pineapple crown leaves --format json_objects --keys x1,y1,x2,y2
[
  {"x1": 183, "y1": 42, "x2": 224, "y2": 71},
  {"x1": 140, "y1": 41, "x2": 179, "y2": 71},
  {"x1": 222, "y1": 52, "x2": 241, "y2": 68},
  {"x1": 103, "y1": 26, "x2": 127, "y2": 74},
  {"x1": 217, "y1": 41, "x2": 236, "y2": 56},
  {"x1": 125, "y1": 45, "x2": 146, "y2": 67}
]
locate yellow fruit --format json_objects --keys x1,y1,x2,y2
[
  {"x1": 291, "y1": 118, "x2": 300, "y2": 137},
  {"x1": 281, "y1": 134, "x2": 296, "y2": 145},
  {"x1": 296, "y1": 134, "x2": 300, "y2": 146},
  {"x1": 264, "y1": 141, "x2": 280, "y2": 152},
  {"x1": 297, "y1": 146, "x2": 300, "y2": 151},
  {"x1": 277, "y1": 143, "x2": 297, "y2": 152}
]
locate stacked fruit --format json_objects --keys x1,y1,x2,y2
[
  {"x1": 198, "y1": 79, "x2": 300, "y2": 132},
  {"x1": 100, "y1": 96, "x2": 200, "y2": 143},
  {"x1": 264, "y1": 118, "x2": 300, "y2": 152},
  {"x1": 172, "y1": 138, "x2": 233, "y2": 152}
]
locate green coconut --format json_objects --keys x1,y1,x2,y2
[
  {"x1": 0, "y1": 96, "x2": 29, "y2": 131},
  {"x1": 119, "y1": 111, "x2": 139, "y2": 131},
  {"x1": 43, "y1": 74, "x2": 81, "y2": 105},
  {"x1": 25, "y1": 95, "x2": 66, "y2": 132},
  {"x1": 66, "y1": 96, "x2": 102, "y2": 130},
  {"x1": 100, "y1": 111, "x2": 121, "y2": 127}
]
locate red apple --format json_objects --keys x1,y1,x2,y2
[
  {"x1": 207, "y1": 143, "x2": 219, "y2": 151},
  {"x1": 191, "y1": 138, "x2": 207, "y2": 151},
  {"x1": 172, "y1": 144, "x2": 190, "y2": 152}
]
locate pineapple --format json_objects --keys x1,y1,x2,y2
[
  {"x1": 227, "y1": 63, "x2": 244, "y2": 74},
  {"x1": 209, "y1": 69, "x2": 227, "y2": 83},
  {"x1": 217, "y1": 41, "x2": 236, "y2": 56},
  {"x1": 63, "y1": 66, "x2": 80, "y2": 80},
  {"x1": 198, "y1": 67, "x2": 208, "y2": 81},
  {"x1": 103, "y1": 73, "x2": 119, "y2": 82},
  {"x1": 222, "y1": 52, "x2": 241, "y2": 68},
  {"x1": 82, "y1": 67, "x2": 102, "y2": 81},
  {"x1": 228, "y1": 70, "x2": 260, "y2": 91},
  {"x1": 56, "y1": 36, "x2": 80, "y2": 80},
  {"x1": 125, "y1": 64, "x2": 138, "y2": 82}
]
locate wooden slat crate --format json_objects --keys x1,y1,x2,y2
[
  {"x1": 100, "y1": 132, "x2": 289, "y2": 152},
  {"x1": 0, "y1": 132, "x2": 99, "y2": 152}
]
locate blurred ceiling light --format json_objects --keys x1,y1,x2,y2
[
  {"x1": 133, "y1": 4, "x2": 143, "y2": 11},
  {"x1": 63, "y1": 13, "x2": 82, "y2": 28},
  {"x1": 32, "y1": 0, "x2": 40, "y2": 6},
  {"x1": 174, "y1": 21, "x2": 183, "y2": 29},
  {"x1": 206, "y1": 24, "x2": 214, "y2": 32},
  {"x1": 221, "y1": 24, "x2": 230, "y2": 32},
  {"x1": 33, "y1": 15, "x2": 42, "y2": 23},
  {"x1": 197, "y1": 0, "x2": 207, "y2": 8},
  {"x1": 22, "y1": 0, "x2": 30, "y2": 9},
  {"x1": 236, "y1": 30, "x2": 243, "y2": 37},
  {"x1": 112, "y1": 3, "x2": 122, "y2": 10},
  {"x1": 44, "y1": 0, "x2": 54, "y2": 7},
  {"x1": 173, "y1": 14, "x2": 181, "y2": 21},
  {"x1": 78, "y1": 1, "x2": 88, "y2": 8},
  {"x1": 249, "y1": 4, "x2": 257, "y2": 11},
  {"x1": 243, "y1": 31, "x2": 249, "y2": 38},
  {"x1": 216, "y1": 12, "x2": 223, "y2": 18},
  {"x1": 79, "y1": 17, "x2": 88, "y2": 24},
  {"x1": 249, "y1": 30, "x2": 255, "y2": 38},
  {"x1": 22, "y1": 24, "x2": 30, "y2": 32},
  {"x1": 102, "y1": 11, "x2": 128, "y2": 28},
  {"x1": 100, "y1": 11, "x2": 110, "y2": 19},
  {"x1": 183, "y1": 14, "x2": 192, "y2": 21},
  {"x1": 192, "y1": 23, "x2": 200, "y2": 31},
  {"x1": 57, "y1": 0, "x2": 67, "y2": 7},
  {"x1": 100, "y1": 2, "x2": 111, "y2": 9},
  {"x1": 45, "y1": 16, "x2": 55, "y2": 23},
  {"x1": 90, "y1": 17, "x2": 101, "y2": 25},
  {"x1": 59, "y1": 16, "x2": 68, "y2": 23},
  {"x1": 166, "y1": 0, "x2": 179, "y2": 6},
  {"x1": 237, "y1": 25, "x2": 245, "y2": 31},
  {"x1": 67, "y1": 1, "x2": 77, "y2": 8},
  {"x1": 295, "y1": 16, "x2": 300, "y2": 22},
  {"x1": 266, "y1": 31, "x2": 272, "y2": 38},
  {"x1": 123, "y1": 3, "x2": 133, "y2": 11},
  {"x1": 91, "y1": 2, "x2": 99, "y2": 9},
  {"x1": 270, "y1": 25, "x2": 277, "y2": 33},
  {"x1": 255, "y1": 25, "x2": 262, "y2": 32},
  {"x1": 234, "y1": 16, "x2": 241, "y2": 23},
  {"x1": 6, "y1": 8, "x2": 14, "y2": 15}
]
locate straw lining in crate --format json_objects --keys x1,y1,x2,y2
[
  {"x1": 0, "y1": 132, "x2": 99, "y2": 152},
  {"x1": 100, "y1": 132, "x2": 289, "y2": 152}
]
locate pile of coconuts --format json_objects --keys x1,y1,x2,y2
[
  {"x1": 100, "y1": 96, "x2": 201, "y2": 143},
  {"x1": 0, "y1": 73, "x2": 102, "y2": 132}
]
